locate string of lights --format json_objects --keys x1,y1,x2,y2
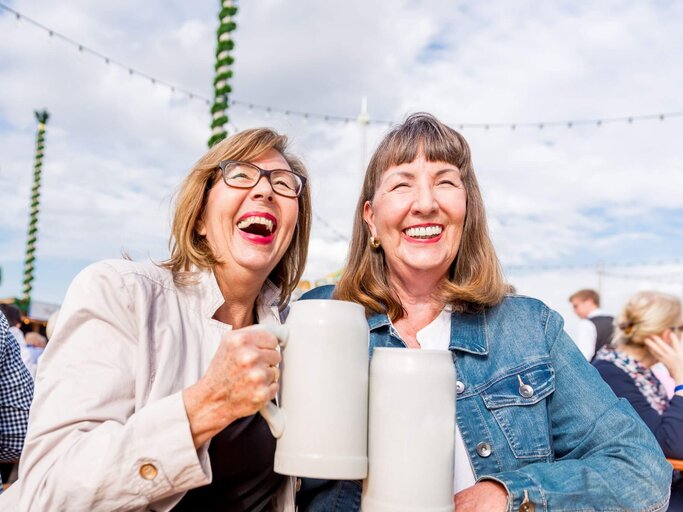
[
  {"x1": 505, "y1": 259, "x2": 683, "y2": 273},
  {"x1": 600, "y1": 270, "x2": 683, "y2": 282},
  {"x1": 3, "y1": 2, "x2": 683, "y2": 130},
  {"x1": 313, "y1": 213, "x2": 349, "y2": 242}
]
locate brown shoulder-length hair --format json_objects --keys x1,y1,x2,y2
[
  {"x1": 335, "y1": 112, "x2": 507, "y2": 319},
  {"x1": 160, "y1": 128, "x2": 311, "y2": 309}
]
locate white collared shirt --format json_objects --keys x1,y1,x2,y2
[
  {"x1": 574, "y1": 308, "x2": 608, "y2": 360},
  {"x1": 415, "y1": 306, "x2": 476, "y2": 494}
]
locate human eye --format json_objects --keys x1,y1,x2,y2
[
  {"x1": 271, "y1": 171, "x2": 299, "y2": 193},
  {"x1": 390, "y1": 182, "x2": 409, "y2": 191},
  {"x1": 437, "y1": 179, "x2": 458, "y2": 187},
  {"x1": 226, "y1": 164, "x2": 257, "y2": 182}
]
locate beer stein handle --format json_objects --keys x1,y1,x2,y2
[{"x1": 251, "y1": 323, "x2": 288, "y2": 438}]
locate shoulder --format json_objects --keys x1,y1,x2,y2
[
  {"x1": 487, "y1": 294, "x2": 554, "y2": 327},
  {"x1": 484, "y1": 295, "x2": 569, "y2": 349},
  {"x1": 593, "y1": 358, "x2": 635, "y2": 389},
  {"x1": 300, "y1": 284, "x2": 336, "y2": 300},
  {"x1": 74, "y1": 259, "x2": 175, "y2": 293}
]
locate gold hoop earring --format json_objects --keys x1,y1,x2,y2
[{"x1": 369, "y1": 236, "x2": 381, "y2": 249}]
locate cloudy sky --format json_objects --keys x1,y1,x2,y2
[{"x1": 1, "y1": 0, "x2": 682, "y2": 335}]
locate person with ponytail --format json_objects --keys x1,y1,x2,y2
[{"x1": 594, "y1": 290, "x2": 683, "y2": 509}]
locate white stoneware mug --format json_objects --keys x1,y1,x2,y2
[
  {"x1": 362, "y1": 348, "x2": 456, "y2": 512},
  {"x1": 259, "y1": 299, "x2": 370, "y2": 479}
]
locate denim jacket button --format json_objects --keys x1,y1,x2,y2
[
  {"x1": 519, "y1": 384, "x2": 534, "y2": 398},
  {"x1": 476, "y1": 442, "x2": 492, "y2": 458},
  {"x1": 456, "y1": 381, "x2": 465, "y2": 394}
]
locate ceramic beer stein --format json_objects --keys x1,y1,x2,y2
[
  {"x1": 259, "y1": 299, "x2": 370, "y2": 479},
  {"x1": 362, "y1": 348, "x2": 456, "y2": 512}
]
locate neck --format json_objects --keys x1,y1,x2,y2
[
  {"x1": 388, "y1": 270, "x2": 446, "y2": 347},
  {"x1": 620, "y1": 344, "x2": 656, "y2": 368},
  {"x1": 388, "y1": 268, "x2": 447, "y2": 312},
  {"x1": 212, "y1": 263, "x2": 266, "y2": 328}
]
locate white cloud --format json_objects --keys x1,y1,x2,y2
[{"x1": 1, "y1": 0, "x2": 682, "y2": 320}]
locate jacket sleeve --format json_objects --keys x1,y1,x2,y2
[
  {"x1": 596, "y1": 360, "x2": 683, "y2": 458},
  {"x1": 484, "y1": 310, "x2": 671, "y2": 512},
  {"x1": 16, "y1": 262, "x2": 211, "y2": 511}
]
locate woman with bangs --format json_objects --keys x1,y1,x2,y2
[
  {"x1": 299, "y1": 113, "x2": 670, "y2": 511},
  {"x1": 2, "y1": 128, "x2": 311, "y2": 511}
]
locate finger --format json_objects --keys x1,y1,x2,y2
[
  {"x1": 259, "y1": 347, "x2": 282, "y2": 367},
  {"x1": 265, "y1": 381, "x2": 279, "y2": 401},
  {"x1": 251, "y1": 389, "x2": 268, "y2": 406},
  {"x1": 644, "y1": 338, "x2": 668, "y2": 358},
  {"x1": 245, "y1": 324, "x2": 288, "y2": 347}
]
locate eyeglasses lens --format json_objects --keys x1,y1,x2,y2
[{"x1": 223, "y1": 163, "x2": 301, "y2": 197}]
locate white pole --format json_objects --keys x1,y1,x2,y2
[{"x1": 597, "y1": 261, "x2": 605, "y2": 297}]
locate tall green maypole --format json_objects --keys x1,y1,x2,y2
[
  {"x1": 208, "y1": 0, "x2": 237, "y2": 148},
  {"x1": 20, "y1": 110, "x2": 49, "y2": 313}
]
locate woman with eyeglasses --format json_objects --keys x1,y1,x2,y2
[
  {"x1": 594, "y1": 290, "x2": 683, "y2": 510},
  {"x1": 2, "y1": 129, "x2": 310, "y2": 512}
]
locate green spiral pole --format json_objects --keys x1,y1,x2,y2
[
  {"x1": 208, "y1": 0, "x2": 237, "y2": 148},
  {"x1": 21, "y1": 110, "x2": 49, "y2": 313}
]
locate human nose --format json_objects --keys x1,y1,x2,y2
[
  {"x1": 250, "y1": 173, "x2": 275, "y2": 201},
  {"x1": 411, "y1": 182, "x2": 438, "y2": 214}
]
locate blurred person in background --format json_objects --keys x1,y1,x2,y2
[
  {"x1": 593, "y1": 290, "x2": 683, "y2": 510},
  {"x1": 0, "y1": 304, "x2": 34, "y2": 377},
  {"x1": 0, "y1": 311, "x2": 34, "y2": 494},
  {"x1": 0, "y1": 127, "x2": 311, "y2": 512},
  {"x1": 23, "y1": 332, "x2": 46, "y2": 372},
  {"x1": 569, "y1": 289, "x2": 614, "y2": 361}
]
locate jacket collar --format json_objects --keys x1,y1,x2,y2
[
  {"x1": 367, "y1": 307, "x2": 489, "y2": 355},
  {"x1": 194, "y1": 267, "x2": 281, "y2": 322}
]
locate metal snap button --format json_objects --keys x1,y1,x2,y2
[
  {"x1": 519, "y1": 384, "x2": 534, "y2": 398},
  {"x1": 519, "y1": 490, "x2": 535, "y2": 511},
  {"x1": 455, "y1": 381, "x2": 465, "y2": 394},
  {"x1": 476, "y1": 442, "x2": 492, "y2": 458},
  {"x1": 139, "y1": 463, "x2": 158, "y2": 480}
]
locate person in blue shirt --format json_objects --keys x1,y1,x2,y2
[
  {"x1": 299, "y1": 113, "x2": 671, "y2": 511},
  {"x1": 594, "y1": 290, "x2": 683, "y2": 510},
  {"x1": 0, "y1": 311, "x2": 34, "y2": 493}
]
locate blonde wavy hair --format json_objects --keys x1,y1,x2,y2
[
  {"x1": 161, "y1": 128, "x2": 311, "y2": 308},
  {"x1": 615, "y1": 291, "x2": 681, "y2": 346},
  {"x1": 335, "y1": 113, "x2": 507, "y2": 319}
]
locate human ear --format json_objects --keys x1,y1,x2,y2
[
  {"x1": 196, "y1": 215, "x2": 207, "y2": 236},
  {"x1": 363, "y1": 200, "x2": 376, "y2": 237}
]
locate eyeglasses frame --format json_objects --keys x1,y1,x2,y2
[{"x1": 218, "y1": 160, "x2": 307, "y2": 198}]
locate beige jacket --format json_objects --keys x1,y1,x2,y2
[{"x1": 2, "y1": 259, "x2": 295, "y2": 511}]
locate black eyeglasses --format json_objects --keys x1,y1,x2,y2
[{"x1": 218, "y1": 160, "x2": 307, "y2": 198}]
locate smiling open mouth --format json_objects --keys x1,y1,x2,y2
[
  {"x1": 237, "y1": 216, "x2": 276, "y2": 237},
  {"x1": 403, "y1": 225, "x2": 443, "y2": 240}
]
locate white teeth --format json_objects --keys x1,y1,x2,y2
[
  {"x1": 404, "y1": 225, "x2": 442, "y2": 238},
  {"x1": 237, "y1": 216, "x2": 274, "y2": 233}
]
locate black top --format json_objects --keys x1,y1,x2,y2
[
  {"x1": 589, "y1": 315, "x2": 614, "y2": 356},
  {"x1": 594, "y1": 359, "x2": 683, "y2": 458},
  {"x1": 173, "y1": 412, "x2": 284, "y2": 512}
]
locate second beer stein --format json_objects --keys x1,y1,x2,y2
[{"x1": 362, "y1": 348, "x2": 456, "y2": 512}]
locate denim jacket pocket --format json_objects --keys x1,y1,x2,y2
[{"x1": 481, "y1": 362, "x2": 555, "y2": 459}]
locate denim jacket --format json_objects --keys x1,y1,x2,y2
[{"x1": 298, "y1": 286, "x2": 671, "y2": 512}]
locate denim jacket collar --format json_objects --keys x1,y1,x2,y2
[{"x1": 367, "y1": 308, "x2": 489, "y2": 355}]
